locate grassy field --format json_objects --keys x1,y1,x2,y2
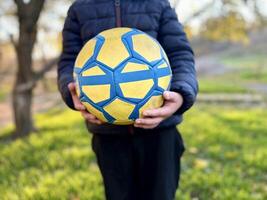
[
  {"x1": 199, "y1": 79, "x2": 249, "y2": 94},
  {"x1": 222, "y1": 53, "x2": 267, "y2": 83},
  {"x1": 0, "y1": 86, "x2": 9, "y2": 102},
  {"x1": 199, "y1": 53, "x2": 267, "y2": 94},
  {"x1": 0, "y1": 105, "x2": 267, "y2": 200}
]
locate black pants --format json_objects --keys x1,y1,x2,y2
[{"x1": 91, "y1": 127, "x2": 185, "y2": 200}]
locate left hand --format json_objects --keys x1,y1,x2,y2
[{"x1": 134, "y1": 91, "x2": 183, "y2": 129}]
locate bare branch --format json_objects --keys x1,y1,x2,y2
[
  {"x1": 15, "y1": 57, "x2": 59, "y2": 92},
  {"x1": 34, "y1": 57, "x2": 59, "y2": 81},
  {"x1": 183, "y1": 0, "x2": 216, "y2": 25}
]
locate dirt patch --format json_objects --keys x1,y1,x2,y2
[
  {"x1": 0, "y1": 92, "x2": 64, "y2": 130},
  {"x1": 0, "y1": 102, "x2": 12, "y2": 129}
]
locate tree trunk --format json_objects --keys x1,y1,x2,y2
[
  {"x1": 12, "y1": 0, "x2": 45, "y2": 137},
  {"x1": 13, "y1": 87, "x2": 34, "y2": 137},
  {"x1": 12, "y1": 22, "x2": 36, "y2": 137}
]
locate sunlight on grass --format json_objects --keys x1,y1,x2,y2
[
  {"x1": 221, "y1": 54, "x2": 267, "y2": 83},
  {"x1": 199, "y1": 79, "x2": 248, "y2": 94},
  {"x1": 222, "y1": 54, "x2": 267, "y2": 69},
  {"x1": 0, "y1": 109, "x2": 103, "y2": 200},
  {"x1": 1, "y1": 106, "x2": 267, "y2": 199},
  {"x1": 177, "y1": 105, "x2": 267, "y2": 199}
]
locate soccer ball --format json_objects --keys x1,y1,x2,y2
[{"x1": 74, "y1": 28, "x2": 172, "y2": 125}]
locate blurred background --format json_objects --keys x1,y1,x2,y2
[{"x1": 0, "y1": 0, "x2": 266, "y2": 199}]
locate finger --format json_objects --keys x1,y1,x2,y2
[
  {"x1": 68, "y1": 82, "x2": 76, "y2": 95},
  {"x1": 87, "y1": 118, "x2": 104, "y2": 125},
  {"x1": 135, "y1": 117, "x2": 163, "y2": 126},
  {"x1": 142, "y1": 106, "x2": 172, "y2": 118},
  {"x1": 163, "y1": 91, "x2": 183, "y2": 107},
  {"x1": 81, "y1": 111, "x2": 104, "y2": 125},
  {"x1": 134, "y1": 123, "x2": 158, "y2": 129},
  {"x1": 73, "y1": 97, "x2": 86, "y2": 111},
  {"x1": 81, "y1": 110, "x2": 97, "y2": 120},
  {"x1": 163, "y1": 91, "x2": 178, "y2": 101},
  {"x1": 68, "y1": 82, "x2": 85, "y2": 110}
]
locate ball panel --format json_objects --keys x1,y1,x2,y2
[
  {"x1": 82, "y1": 66, "x2": 106, "y2": 76},
  {"x1": 155, "y1": 66, "x2": 172, "y2": 78},
  {"x1": 113, "y1": 120, "x2": 133, "y2": 125},
  {"x1": 154, "y1": 59, "x2": 172, "y2": 91},
  {"x1": 115, "y1": 68, "x2": 154, "y2": 83},
  {"x1": 161, "y1": 48, "x2": 170, "y2": 65},
  {"x1": 157, "y1": 62, "x2": 169, "y2": 69},
  {"x1": 138, "y1": 95, "x2": 164, "y2": 118},
  {"x1": 132, "y1": 34, "x2": 162, "y2": 63},
  {"x1": 121, "y1": 62, "x2": 149, "y2": 73},
  {"x1": 99, "y1": 28, "x2": 132, "y2": 38},
  {"x1": 158, "y1": 75, "x2": 171, "y2": 91},
  {"x1": 75, "y1": 39, "x2": 97, "y2": 68},
  {"x1": 82, "y1": 102, "x2": 107, "y2": 122},
  {"x1": 96, "y1": 38, "x2": 130, "y2": 69},
  {"x1": 103, "y1": 98, "x2": 135, "y2": 123},
  {"x1": 97, "y1": 29, "x2": 132, "y2": 69},
  {"x1": 82, "y1": 84, "x2": 111, "y2": 104},
  {"x1": 114, "y1": 58, "x2": 157, "y2": 105},
  {"x1": 79, "y1": 65, "x2": 113, "y2": 86},
  {"x1": 119, "y1": 79, "x2": 154, "y2": 99}
]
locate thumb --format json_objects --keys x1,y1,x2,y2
[
  {"x1": 163, "y1": 91, "x2": 173, "y2": 101},
  {"x1": 68, "y1": 82, "x2": 76, "y2": 94},
  {"x1": 163, "y1": 91, "x2": 183, "y2": 103},
  {"x1": 68, "y1": 82, "x2": 86, "y2": 111}
]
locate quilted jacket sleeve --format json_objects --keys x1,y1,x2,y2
[
  {"x1": 158, "y1": 0, "x2": 198, "y2": 115},
  {"x1": 57, "y1": 3, "x2": 82, "y2": 110}
]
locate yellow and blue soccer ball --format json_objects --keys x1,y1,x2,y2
[{"x1": 74, "y1": 28, "x2": 172, "y2": 125}]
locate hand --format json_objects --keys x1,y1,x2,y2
[
  {"x1": 68, "y1": 82, "x2": 104, "y2": 125},
  {"x1": 134, "y1": 91, "x2": 183, "y2": 129}
]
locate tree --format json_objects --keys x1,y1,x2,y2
[
  {"x1": 201, "y1": 11, "x2": 249, "y2": 44},
  {"x1": 172, "y1": 0, "x2": 266, "y2": 37},
  {"x1": 11, "y1": 0, "x2": 58, "y2": 138}
]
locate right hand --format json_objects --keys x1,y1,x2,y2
[{"x1": 68, "y1": 82, "x2": 104, "y2": 125}]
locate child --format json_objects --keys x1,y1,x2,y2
[{"x1": 58, "y1": 0, "x2": 198, "y2": 200}]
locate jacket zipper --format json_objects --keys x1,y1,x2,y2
[{"x1": 114, "y1": 0, "x2": 122, "y2": 27}]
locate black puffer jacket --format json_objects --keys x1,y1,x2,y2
[{"x1": 58, "y1": 0, "x2": 198, "y2": 134}]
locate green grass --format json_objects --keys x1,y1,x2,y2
[
  {"x1": 221, "y1": 54, "x2": 267, "y2": 83},
  {"x1": 222, "y1": 54, "x2": 267, "y2": 68},
  {"x1": 0, "y1": 92, "x2": 6, "y2": 102},
  {"x1": 199, "y1": 79, "x2": 249, "y2": 94},
  {"x1": 199, "y1": 54, "x2": 267, "y2": 94},
  {"x1": 1, "y1": 106, "x2": 267, "y2": 199},
  {"x1": 0, "y1": 109, "x2": 103, "y2": 200},
  {"x1": 0, "y1": 86, "x2": 9, "y2": 102},
  {"x1": 177, "y1": 105, "x2": 267, "y2": 199}
]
